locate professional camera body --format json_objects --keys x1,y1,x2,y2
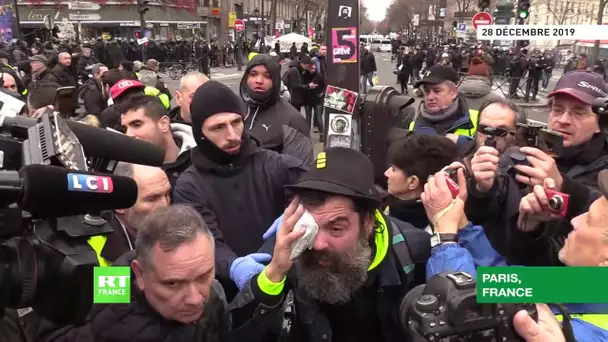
[
  {"x1": 400, "y1": 272, "x2": 537, "y2": 342},
  {"x1": 515, "y1": 121, "x2": 564, "y2": 157}
]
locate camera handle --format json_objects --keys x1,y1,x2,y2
[{"x1": 550, "y1": 304, "x2": 576, "y2": 342}]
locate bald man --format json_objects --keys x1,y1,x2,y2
[
  {"x1": 1, "y1": 73, "x2": 18, "y2": 94},
  {"x1": 88, "y1": 163, "x2": 171, "y2": 266},
  {"x1": 51, "y1": 51, "x2": 79, "y2": 117},
  {"x1": 170, "y1": 71, "x2": 209, "y2": 124}
]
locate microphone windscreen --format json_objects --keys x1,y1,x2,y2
[
  {"x1": 65, "y1": 121, "x2": 165, "y2": 166},
  {"x1": 20, "y1": 164, "x2": 137, "y2": 218}
]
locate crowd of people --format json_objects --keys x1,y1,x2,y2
[{"x1": 0, "y1": 35, "x2": 607, "y2": 342}]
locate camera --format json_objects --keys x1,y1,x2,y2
[
  {"x1": 543, "y1": 189, "x2": 569, "y2": 217},
  {"x1": 400, "y1": 272, "x2": 537, "y2": 342},
  {"x1": 478, "y1": 124, "x2": 510, "y2": 148},
  {"x1": 444, "y1": 169, "x2": 460, "y2": 199},
  {"x1": 0, "y1": 111, "x2": 120, "y2": 324},
  {"x1": 515, "y1": 121, "x2": 564, "y2": 157}
]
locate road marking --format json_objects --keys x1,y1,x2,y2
[{"x1": 211, "y1": 73, "x2": 242, "y2": 80}]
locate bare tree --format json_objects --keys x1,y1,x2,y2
[
  {"x1": 455, "y1": 0, "x2": 475, "y2": 12},
  {"x1": 536, "y1": 0, "x2": 593, "y2": 24},
  {"x1": 591, "y1": 0, "x2": 607, "y2": 64}
]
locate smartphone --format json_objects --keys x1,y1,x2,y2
[{"x1": 54, "y1": 86, "x2": 76, "y2": 117}]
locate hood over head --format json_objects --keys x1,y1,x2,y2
[
  {"x1": 458, "y1": 75, "x2": 492, "y2": 98},
  {"x1": 240, "y1": 54, "x2": 281, "y2": 108}
]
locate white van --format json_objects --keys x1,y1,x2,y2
[
  {"x1": 380, "y1": 40, "x2": 392, "y2": 52},
  {"x1": 371, "y1": 39, "x2": 382, "y2": 51}
]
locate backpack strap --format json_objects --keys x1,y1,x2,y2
[{"x1": 389, "y1": 220, "x2": 416, "y2": 288}]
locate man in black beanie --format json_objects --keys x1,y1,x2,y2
[{"x1": 173, "y1": 80, "x2": 308, "y2": 299}]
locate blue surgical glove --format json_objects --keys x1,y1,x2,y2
[
  {"x1": 230, "y1": 253, "x2": 272, "y2": 290},
  {"x1": 262, "y1": 214, "x2": 284, "y2": 240}
]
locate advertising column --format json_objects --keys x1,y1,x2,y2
[{"x1": 323, "y1": 0, "x2": 359, "y2": 149}]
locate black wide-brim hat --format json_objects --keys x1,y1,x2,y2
[{"x1": 286, "y1": 147, "x2": 380, "y2": 204}]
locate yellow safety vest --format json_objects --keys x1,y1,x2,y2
[
  {"x1": 144, "y1": 86, "x2": 170, "y2": 110},
  {"x1": 556, "y1": 314, "x2": 608, "y2": 330},
  {"x1": 87, "y1": 235, "x2": 112, "y2": 267},
  {"x1": 409, "y1": 109, "x2": 479, "y2": 138}
]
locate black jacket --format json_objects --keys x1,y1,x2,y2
[
  {"x1": 465, "y1": 133, "x2": 608, "y2": 266},
  {"x1": 80, "y1": 78, "x2": 106, "y2": 115},
  {"x1": 173, "y1": 135, "x2": 307, "y2": 280},
  {"x1": 242, "y1": 54, "x2": 314, "y2": 167},
  {"x1": 45, "y1": 251, "x2": 232, "y2": 342},
  {"x1": 283, "y1": 62, "x2": 308, "y2": 105},
  {"x1": 361, "y1": 51, "x2": 377, "y2": 74},
  {"x1": 228, "y1": 213, "x2": 430, "y2": 342}
]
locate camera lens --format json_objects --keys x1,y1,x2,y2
[{"x1": 548, "y1": 195, "x2": 563, "y2": 211}]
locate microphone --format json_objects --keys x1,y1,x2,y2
[
  {"x1": 0, "y1": 115, "x2": 165, "y2": 167},
  {"x1": 0, "y1": 164, "x2": 138, "y2": 218}
]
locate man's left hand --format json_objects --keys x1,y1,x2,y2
[
  {"x1": 513, "y1": 147, "x2": 563, "y2": 191},
  {"x1": 513, "y1": 304, "x2": 565, "y2": 342}
]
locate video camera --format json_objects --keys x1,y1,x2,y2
[
  {"x1": 400, "y1": 272, "x2": 537, "y2": 342},
  {"x1": 0, "y1": 91, "x2": 165, "y2": 325}
]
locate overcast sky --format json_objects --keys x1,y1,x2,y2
[{"x1": 363, "y1": 0, "x2": 390, "y2": 22}]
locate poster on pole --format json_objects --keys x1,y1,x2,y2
[
  {"x1": 0, "y1": 3, "x2": 14, "y2": 42},
  {"x1": 331, "y1": 27, "x2": 357, "y2": 64}
]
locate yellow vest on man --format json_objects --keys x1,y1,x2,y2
[
  {"x1": 408, "y1": 109, "x2": 480, "y2": 138},
  {"x1": 144, "y1": 86, "x2": 170, "y2": 110},
  {"x1": 87, "y1": 235, "x2": 112, "y2": 267}
]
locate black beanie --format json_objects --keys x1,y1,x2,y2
[
  {"x1": 190, "y1": 80, "x2": 246, "y2": 144},
  {"x1": 190, "y1": 80, "x2": 248, "y2": 165}
]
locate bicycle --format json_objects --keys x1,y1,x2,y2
[{"x1": 167, "y1": 58, "x2": 201, "y2": 80}]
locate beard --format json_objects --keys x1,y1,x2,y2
[{"x1": 295, "y1": 234, "x2": 372, "y2": 305}]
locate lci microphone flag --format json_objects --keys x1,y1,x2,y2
[
  {"x1": 477, "y1": 267, "x2": 608, "y2": 303},
  {"x1": 0, "y1": 1, "x2": 13, "y2": 42}
]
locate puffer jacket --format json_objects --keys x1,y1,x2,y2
[{"x1": 458, "y1": 75, "x2": 503, "y2": 112}]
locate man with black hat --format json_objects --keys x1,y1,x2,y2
[
  {"x1": 283, "y1": 55, "x2": 317, "y2": 111},
  {"x1": 173, "y1": 80, "x2": 307, "y2": 299},
  {"x1": 467, "y1": 70, "x2": 608, "y2": 267},
  {"x1": 229, "y1": 147, "x2": 431, "y2": 342},
  {"x1": 405, "y1": 64, "x2": 479, "y2": 146}
]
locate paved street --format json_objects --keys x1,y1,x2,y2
[
  {"x1": 372, "y1": 52, "x2": 554, "y2": 124},
  {"x1": 162, "y1": 53, "x2": 552, "y2": 124}
]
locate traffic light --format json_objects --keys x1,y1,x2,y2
[
  {"x1": 452, "y1": 21, "x2": 458, "y2": 31},
  {"x1": 137, "y1": 0, "x2": 149, "y2": 16},
  {"x1": 135, "y1": 31, "x2": 140, "y2": 39},
  {"x1": 517, "y1": 0, "x2": 530, "y2": 20},
  {"x1": 478, "y1": 0, "x2": 490, "y2": 10}
]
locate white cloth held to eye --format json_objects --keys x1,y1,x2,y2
[{"x1": 290, "y1": 208, "x2": 319, "y2": 260}]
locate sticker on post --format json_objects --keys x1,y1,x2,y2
[
  {"x1": 323, "y1": 85, "x2": 358, "y2": 114},
  {"x1": 338, "y1": 6, "x2": 352, "y2": 19},
  {"x1": 332, "y1": 27, "x2": 357, "y2": 64},
  {"x1": 327, "y1": 113, "x2": 353, "y2": 148}
]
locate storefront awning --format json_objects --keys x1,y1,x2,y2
[{"x1": 18, "y1": 5, "x2": 205, "y2": 27}]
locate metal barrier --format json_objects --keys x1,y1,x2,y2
[{"x1": 457, "y1": 72, "x2": 534, "y2": 100}]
